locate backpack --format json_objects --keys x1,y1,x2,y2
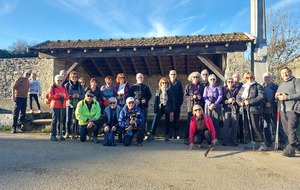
[{"x1": 44, "y1": 84, "x2": 56, "y2": 107}]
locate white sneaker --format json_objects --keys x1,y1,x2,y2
[
  {"x1": 259, "y1": 142, "x2": 267, "y2": 151},
  {"x1": 245, "y1": 141, "x2": 256, "y2": 149},
  {"x1": 30, "y1": 110, "x2": 34, "y2": 113},
  {"x1": 37, "y1": 110, "x2": 42, "y2": 113}
]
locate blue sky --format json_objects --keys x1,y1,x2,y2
[{"x1": 0, "y1": 0, "x2": 299, "y2": 49}]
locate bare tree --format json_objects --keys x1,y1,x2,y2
[
  {"x1": 9, "y1": 39, "x2": 29, "y2": 54},
  {"x1": 267, "y1": 5, "x2": 300, "y2": 81}
]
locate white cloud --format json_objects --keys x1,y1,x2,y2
[
  {"x1": 192, "y1": 25, "x2": 208, "y2": 35},
  {"x1": 270, "y1": 0, "x2": 300, "y2": 12}
]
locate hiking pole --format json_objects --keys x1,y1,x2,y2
[
  {"x1": 241, "y1": 105, "x2": 246, "y2": 150},
  {"x1": 204, "y1": 105, "x2": 214, "y2": 157},
  {"x1": 274, "y1": 101, "x2": 281, "y2": 152},
  {"x1": 246, "y1": 105, "x2": 255, "y2": 151},
  {"x1": 59, "y1": 97, "x2": 64, "y2": 142}
]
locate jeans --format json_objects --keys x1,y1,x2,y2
[
  {"x1": 79, "y1": 120, "x2": 100, "y2": 142},
  {"x1": 123, "y1": 125, "x2": 145, "y2": 146},
  {"x1": 222, "y1": 111, "x2": 238, "y2": 145},
  {"x1": 13, "y1": 97, "x2": 27, "y2": 128},
  {"x1": 193, "y1": 130, "x2": 212, "y2": 145},
  {"x1": 51, "y1": 108, "x2": 63, "y2": 137}
]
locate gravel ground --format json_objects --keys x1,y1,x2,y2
[{"x1": 0, "y1": 132, "x2": 300, "y2": 190}]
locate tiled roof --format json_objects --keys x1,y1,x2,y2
[{"x1": 30, "y1": 32, "x2": 252, "y2": 50}]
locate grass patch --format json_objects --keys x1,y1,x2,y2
[{"x1": 0, "y1": 125, "x2": 12, "y2": 131}]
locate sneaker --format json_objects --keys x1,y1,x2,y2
[
  {"x1": 282, "y1": 149, "x2": 296, "y2": 157},
  {"x1": 37, "y1": 110, "x2": 42, "y2": 113},
  {"x1": 245, "y1": 141, "x2": 256, "y2": 149},
  {"x1": 30, "y1": 110, "x2": 34, "y2": 114},
  {"x1": 176, "y1": 136, "x2": 180, "y2": 140},
  {"x1": 11, "y1": 128, "x2": 16, "y2": 134},
  {"x1": 64, "y1": 133, "x2": 70, "y2": 139},
  {"x1": 149, "y1": 134, "x2": 154, "y2": 141},
  {"x1": 259, "y1": 142, "x2": 267, "y2": 151}
]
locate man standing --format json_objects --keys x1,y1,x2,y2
[
  {"x1": 169, "y1": 70, "x2": 184, "y2": 139},
  {"x1": 276, "y1": 67, "x2": 300, "y2": 157},
  {"x1": 129, "y1": 73, "x2": 152, "y2": 130},
  {"x1": 11, "y1": 70, "x2": 31, "y2": 133}
]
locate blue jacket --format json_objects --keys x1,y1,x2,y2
[
  {"x1": 103, "y1": 105, "x2": 122, "y2": 128},
  {"x1": 118, "y1": 104, "x2": 145, "y2": 128}
]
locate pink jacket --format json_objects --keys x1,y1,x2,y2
[{"x1": 189, "y1": 114, "x2": 216, "y2": 143}]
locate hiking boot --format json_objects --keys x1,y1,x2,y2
[
  {"x1": 50, "y1": 136, "x2": 58, "y2": 141},
  {"x1": 164, "y1": 134, "x2": 169, "y2": 141},
  {"x1": 245, "y1": 141, "x2": 256, "y2": 149},
  {"x1": 282, "y1": 148, "x2": 296, "y2": 157},
  {"x1": 93, "y1": 137, "x2": 99, "y2": 143},
  {"x1": 184, "y1": 138, "x2": 190, "y2": 145},
  {"x1": 258, "y1": 142, "x2": 267, "y2": 151}
]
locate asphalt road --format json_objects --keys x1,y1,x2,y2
[{"x1": 0, "y1": 132, "x2": 300, "y2": 190}]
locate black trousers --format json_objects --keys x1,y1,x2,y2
[
  {"x1": 193, "y1": 130, "x2": 212, "y2": 145},
  {"x1": 29, "y1": 94, "x2": 41, "y2": 110},
  {"x1": 280, "y1": 111, "x2": 299, "y2": 149},
  {"x1": 13, "y1": 97, "x2": 27, "y2": 128}
]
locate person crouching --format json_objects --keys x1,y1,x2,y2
[
  {"x1": 119, "y1": 97, "x2": 145, "y2": 147},
  {"x1": 102, "y1": 97, "x2": 122, "y2": 146},
  {"x1": 75, "y1": 90, "x2": 101, "y2": 143},
  {"x1": 189, "y1": 105, "x2": 217, "y2": 150}
]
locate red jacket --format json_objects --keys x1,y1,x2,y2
[
  {"x1": 189, "y1": 114, "x2": 216, "y2": 143},
  {"x1": 49, "y1": 85, "x2": 69, "y2": 109}
]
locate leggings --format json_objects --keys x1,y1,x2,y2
[{"x1": 29, "y1": 94, "x2": 41, "y2": 110}]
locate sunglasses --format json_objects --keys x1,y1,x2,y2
[
  {"x1": 109, "y1": 102, "x2": 116, "y2": 104},
  {"x1": 227, "y1": 81, "x2": 233, "y2": 83},
  {"x1": 202, "y1": 74, "x2": 208, "y2": 76},
  {"x1": 246, "y1": 76, "x2": 253, "y2": 79},
  {"x1": 26, "y1": 73, "x2": 31, "y2": 75},
  {"x1": 57, "y1": 80, "x2": 62, "y2": 82},
  {"x1": 170, "y1": 74, "x2": 176, "y2": 75},
  {"x1": 210, "y1": 78, "x2": 216, "y2": 81},
  {"x1": 193, "y1": 76, "x2": 199, "y2": 78},
  {"x1": 128, "y1": 101, "x2": 135, "y2": 104},
  {"x1": 194, "y1": 109, "x2": 202, "y2": 112},
  {"x1": 87, "y1": 95, "x2": 94, "y2": 98},
  {"x1": 162, "y1": 82, "x2": 168, "y2": 84}
]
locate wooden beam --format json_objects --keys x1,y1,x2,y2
[
  {"x1": 37, "y1": 44, "x2": 248, "y2": 59},
  {"x1": 116, "y1": 57, "x2": 127, "y2": 75},
  {"x1": 91, "y1": 59, "x2": 105, "y2": 77},
  {"x1": 157, "y1": 56, "x2": 164, "y2": 76},
  {"x1": 104, "y1": 58, "x2": 116, "y2": 77},
  {"x1": 66, "y1": 58, "x2": 83, "y2": 74},
  {"x1": 185, "y1": 55, "x2": 189, "y2": 75},
  {"x1": 197, "y1": 55, "x2": 225, "y2": 82},
  {"x1": 81, "y1": 63, "x2": 94, "y2": 78},
  {"x1": 143, "y1": 57, "x2": 151, "y2": 76},
  {"x1": 130, "y1": 57, "x2": 139, "y2": 74},
  {"x1": 171, "y1": 55, "x2": 177, "y2": 71}
]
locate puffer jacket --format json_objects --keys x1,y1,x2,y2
[
  {"x1": 75, "y1": 99, "x2": 101, "y2": 125},
  {"x1": 49, "y1": 84, "x2": 69, "y2": 108},
  {"x1": 189, "y1": 114, "x2": 216, "y2": 143},
  {"x1": 118, "y1": 105, "x2": 145, "y2": 128},
  {"x1": 236, "y1": 82, "x2": 265, "y2": 114}
]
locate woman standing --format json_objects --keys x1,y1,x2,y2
[
  {"x1": 115, "y1": 73, "x2": 130, "y2": 108},
  {"x1": 203, "y1": 74, "x2": 223, "y2": 141},
  {"x1": 236, "y1": 71, "x2": 267, "y2": 151},
  {"x1": 49, "y1": 75, "x2": 69, "y2": 141},
  {"x1": 86, "y1": 78, "x2": 103, "y2": 105},
  {"x1": 100, "y1": 76, "x2": 115, "y2": 107},
  {"x1": 151, "y1": 77, "x2": 175, "y2": 141},
  {"x1": 222, "y1": 77, "x2": 239, "y2": 146},
  {"x1": 184, "y1": 71, "x2": 204, "y2": 144}
]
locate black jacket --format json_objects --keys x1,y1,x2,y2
[
  {"x1": 170, "y1": 80, "x2": 184, "y2": 108},
  {"x1": 154, "y1": 88, "x2": 175, "y2": 114},
  {"x1": 129, "y1": 83, "x2": 152, "y2": 108},
  {"x1": 185, "y1": 83, "x2": 204, "y2": 112}
]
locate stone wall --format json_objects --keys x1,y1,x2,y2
[{"x1": 0, "y1": 52, "x2": 245, "y2": 127}]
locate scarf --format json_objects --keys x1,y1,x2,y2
[
  {"x1": 241, "y1": 81, "x2": 256, "y2": 100},
  {"x1": 160, "y1": 87, "x2": 168, "y2": 106}
]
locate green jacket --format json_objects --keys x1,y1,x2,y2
[{"x1": 75, "y1": 99, "x2": 101, "y2": 125}]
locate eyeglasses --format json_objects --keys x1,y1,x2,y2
[
  {"x1": 210, "y1": 78, "x2": 216, "y2": 81},
  {"x1": 128, "y1": 101, "x2": 135, "y2": 104},
  {"x1": 109, "y1": 102, "x2": 116, "y2": 104},
  {"x1": 246, "y1": 76, "x2": 253, "y2": 79},
  {"x1": 193, "y1": 76, "x2": 199, "y2": 78},
  {"x1": 194, "y1": 109, "x2": 202, "y2": 112},
  {"x1": 227, "y1": 81, "x2": 233, "y2": 83},
  {"x1": 119, "y1": 77, "x2": 125, "y2": 79},
  {"x1": 26, "y1": 73, "x2": 31, "y2": 75},
  {"x1": 57, "y1": 80, "x2": 62, "y2": 82},
  {"x1": 87, "y1": 95, "x2": 94, "y2": 98},
  {"x1": 162, "y1": 82, "x2": 168, "y2": 84},
  {"x1": 170, "y1": 74, "x2": 176, "y2": 75},
  {"x1": 202, "y1": 74, "x2": 208, "y2": 76}
]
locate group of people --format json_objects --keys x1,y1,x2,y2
[{"x1": 11, "y1": 67, "x2": 300, "y2": 157}]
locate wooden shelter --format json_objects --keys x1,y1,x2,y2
[{"x1": 29, "y1": 32, "x2": 253, "y2": 81}]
